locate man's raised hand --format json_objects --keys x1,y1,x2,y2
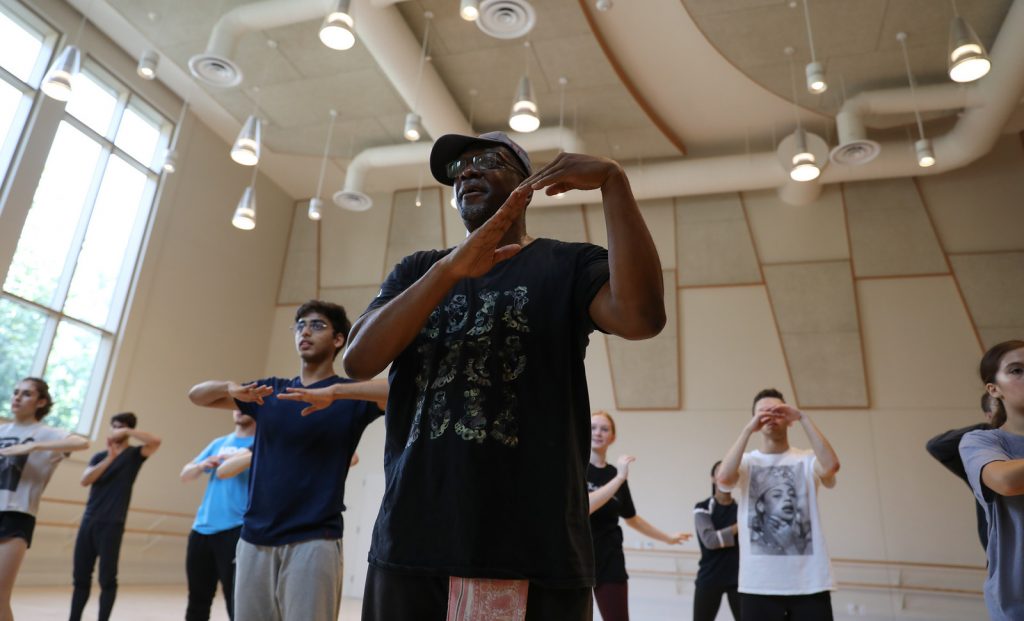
[{"x1": 228, "y1": 382, "x2": 273, "y2": 405}]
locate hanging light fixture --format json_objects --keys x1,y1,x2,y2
[
  {"x1": 162, "y1": 101, "x2": 189, "y2": 175},
  {"x1": 319, "y1": 0, "x2": 355, "y2": 51},
  {"x1": 947, "y1": 1, "x2": 990, "y2": 83},
  {"x1": 309, "y1": 109, "x2": 337, "y2": 221},
  {"x1": 232, "y1": 170, "x2": 258, "y2": 230},
  {"x1": 404, "y1": 12, "x2": 431, "y2": 142},
  {"x1": 799, "y1": 0, "x2": 827, "y2": 94},
  {"x1": 783, "y1": 48, "x2": 819, "y2": 182},
  {"x1": 231, "y1": 114, "x2": 261, "y2": 166},
  {"x1": 42, "y1": 44, "x2": 81, "y2": 101},
  {"x1": 137, "y1": 49, "x2": 159, "y2": 80},
  {"x1": 897, "y1": 32, "x2": 935, "y2": 168},
  {"x1": 460, "y1": 0, "x2": 480, "y2": 21},
  {"x1": 509, "y1": 42, "x2": 540, "y2": 133}
]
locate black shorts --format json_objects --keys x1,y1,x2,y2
[{"x1": 0, "y1": 511, "x2": 36, "y2": 547}]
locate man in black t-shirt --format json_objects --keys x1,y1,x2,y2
[
  {"x1": 344, "y1": 132, "x2": 666, "y2": 620},
  {"x1": 69, "y1": 412, "x2": 161, "y2": 621}
]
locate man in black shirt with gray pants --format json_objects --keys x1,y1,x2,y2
[{"x1": 69, "y1": 412, "x2": 161, "y2": 621}]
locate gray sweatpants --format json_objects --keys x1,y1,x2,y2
[{"x1": 234, "y1": 538, "x2": 344, "y2": 621}]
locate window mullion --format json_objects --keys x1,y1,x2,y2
[
  {"x1": 29, "y1": 310, "x2": 58, "y2": 376},
  {"x1": 49, "y1": 141, "x2": 111, "y2": 312}
]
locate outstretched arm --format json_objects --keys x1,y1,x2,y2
[
  {"x1": 717, "y1": 417, "x2": 763, "y2": 489},
  {"x1": 624, "y1": 515, "x2": 690, "y2": 545},
  {"x1": 523, "y1": 153, "x2": 665, "y2": 339},
  {"x1": 188, "y1": 381, "x2": 273, "y2": 410},
  {"x1": 0, "y1": 435, "x2": 89, "y2": 459},
  {"x1": 125, "y1": 429, "x2": 162, "y2": 458},
  {"x1": 981, "y1": 460, "x2": 1024, "y2": 496},
  {"x1": 344, "y1": 189, "x2": 531, "y2": 380},
  {"x1": 277, "y1": 379, "x2": 389, "y2": 415},
  {"x1": 772, "y1": 405, "x2": 840, "y2": 486},
  {"x1": 694, "y1": 509, "x2": 738, "y2": 550},
  {"x1": 215, "y1": 450, "x2": 253, "y2": 480},
  {"x1": 589, "y1": 455, "x2": 634, "y2": 514}
]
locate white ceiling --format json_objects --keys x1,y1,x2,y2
[{"x1": 66, "y1": 0, "x2": 1019, "y2": 199}]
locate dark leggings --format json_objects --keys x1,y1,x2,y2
[
  {"x1": 185, "y1": 527, "x2": 241, "y2": 621},
  {"x1": 693, "y1": 584, "x2": 739, "y2": 621},
  {"x1": 593, "y1": 581, "x2": 628, "y2": 621},
  {"x1": 740, "y1": 591, "x2": 833, "y2": 621},
  {"x1": 69, "y1": 520, "x2": 125, "y2": 621}
]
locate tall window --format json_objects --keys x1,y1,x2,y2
[{"x1": 0, "y1": 1, "x2": 172, "y2": 433}]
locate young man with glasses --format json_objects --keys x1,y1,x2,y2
[
  {"x1": 188, "y1": 300, "x2": 387, "y2": 621},
  {"x1": 343, "y1": 132, "x2": 665, "y2": 620}
]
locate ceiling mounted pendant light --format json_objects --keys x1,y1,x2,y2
[
  {"x1": 783, "y1": 48, "x2": 820, "y2": 182},
  {"x1": 42, "y1": 44, "x2": 81, "y2": 101},
  {"x1": 790, "y1": 129, "x2": 820, "y2": 181},
  {"x1": 137, "y1": 49, "x2": 159, "y2": 80},
  {"x1": 897, "y1": 32, "x2": 935, "y2": 168},
  {"x1": 509, "y1": 43, "x2": 540, "y2": 133},
  {"x1": 309, "y1": 109, "x2": 337, "y2": 222},
  {"x1": 162, "y1": 101, "x2": 189, "y2": 175},
  {"x1": 42, "y1": 4, "x2": 92, "y2": 102},
  {"x1": 231, "y1": 114, "x2": 261, "y2": 166},
  {"x1": 947, "y1": 1, "x2": 990, "y2": 83},
  {"x1": 799, "y1": 0, "x2": 827, "y2": 94},
  {"x1": 460, "y1": 0, "x2": 480, "y2": 21},
  {"x1": 232, "y1": 162, "x2": 259, "y2": 230},
  {"x1": 320, "y1": 0, "x2": 355, "y2": 51},
  {"x1": 404, "y1": 13, "x2": 431, "y2": 142}
]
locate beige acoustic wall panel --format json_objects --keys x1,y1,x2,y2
[
  {"x1": 527, "y1": 204, "x2": 587, "y2": 243},
  {"x1": 857, "y1": 276, "x2": 981, "y2": 409},
  {"x1": 584, "y1": 198, "x2": 676, "y2": 269},
  {"x1": 917, "y1": 136, "x2": 1024, "y2": 253},
  {"x1": 675, "y1": 193, "x2": 760, "y2": 286},
  {"x1": 320, "y1": 191, "x2": 393, "y2": 288},
  {"x1": 384, "y1": 189, "x2": 445, "y2": 279},
  {"x1": 950, "y1": 252, "x2": 1024, "y2": 348},
  {"x1": 321, "y1": 285, "x2": 384, "y2": 325},
  {"x1": 680, "y1": 286, "x2": 793, "y2": 411},
  {"x1": 842, "y1": 178, "x2": 947, "y2": 277},
  {"x1": 277, "y1": 201, "x2": 319, "y2": 304},
  {"x1": 606, "y1": 270, "x2": 679, "y2": 409},
  {"x1": 763, "y1": 261, "x2": 867, "y2": 407},
  {"x1": 743, "y1": 185, "x2": 849, "y2": 264}
]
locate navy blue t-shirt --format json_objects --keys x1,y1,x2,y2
[
  {"x1": 235, "y1": 375, "x2": 382, "y2": 546},
  {"x1": 82, "y1": 445, "x2": 146, "y2": 524}
]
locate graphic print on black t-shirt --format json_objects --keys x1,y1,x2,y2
[
  {"x1": 747, "y1": 464, "x2": 812, "y2": 556},
  {"x1": 405, "y1": 286, "x2": 530, "y2": 449},
  {"x1": 0, "y1": 436, "x2": 31, "y2": 491}
]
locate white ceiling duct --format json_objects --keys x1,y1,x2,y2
[
  {"x1": 336, "y1": 127, "x2": 583, "y2": 210},
  {"x1": 189, "y1": 0, "x2": 471, "y2": 137},
  {"x1": 530, "y1": 0, "x2": 1024, "y2": 208}
]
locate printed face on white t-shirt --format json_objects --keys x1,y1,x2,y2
[{"x1": 748, "y1": 464, "x2": 813, "y2": 556}]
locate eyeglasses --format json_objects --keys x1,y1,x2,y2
[
  {"x1": 294, "y1": 319, "x2": 330, "y2": 333},
  {"x1": 446, "y1": 152, "x2": 523, "y2": 180}
]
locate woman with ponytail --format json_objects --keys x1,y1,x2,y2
[
  {"x1": 0, "y1": 378, "x2": 88, "y2": 620},
  {"x1": 959, "y1": 340, "x2": 1024, "y2": 621}
]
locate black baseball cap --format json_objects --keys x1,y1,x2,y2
[{"x1": 429, "y1": 131, "x2": 532, "y2": 186}]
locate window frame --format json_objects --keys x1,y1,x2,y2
[{"x1": 0, "y1": 1, "x2": 175, "y2": 435}]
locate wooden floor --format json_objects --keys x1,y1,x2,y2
[{"x1": 12, "y1": 585, "x2": 364, "y2": 620}]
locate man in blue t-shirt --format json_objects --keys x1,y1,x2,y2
[
  {"x1": 70, "y1": 412, "x2": 162, "y2": 621},
  {"x1": 188, "y1": 300, "x2": 388, "y2": 621},
  {"x1": 180, "y1": 409, "x2": 255, "y2": 621}
]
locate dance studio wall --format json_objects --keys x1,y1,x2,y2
[{"x1": 260, "y1": 134, "x2": 1024, "y2": 619}]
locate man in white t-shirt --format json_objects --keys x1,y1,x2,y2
[{"x1": 716, "y1": 388, "x2": 841, "y2": 621}]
